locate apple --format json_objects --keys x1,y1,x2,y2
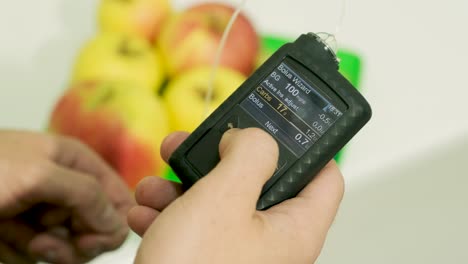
[
  {"x1": 158, "y1": 2, "x2": 259, "y2": 77},
  {"x1": 98, "y1": 0, "x2": 172, "y2": 43},
  {"x1": 163, "y1": 66, "x2": 246, "y2": 132},
  {"x1": 72, "y1": 33, "x2": 165, "y2": 93},
  {"x1": 48, "y1": 81, "x2": 170, "y2": 189}
]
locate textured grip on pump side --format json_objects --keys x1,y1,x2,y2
[{"x1": 256, "y1": 34, "x2": 371, "y2": 210}]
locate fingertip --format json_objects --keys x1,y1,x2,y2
[
  {"x1": 316, "y1": 160, "x2": 345, "y2": 201},
  {"x1": 197, "y1": 128, "x2": 279, "y2": 213},
  {"x1": 127, "y1": 206, "x2": 160, "y2": 237},
  {"x1": 265, "y1": 160, "x2": 345, "y2": 242},
  {"x1": 219, "y1": 128, "x2": 279, "y2": 160},
  {"x1": 160, "y1": 132, "x2": 190, "y2": 162},
  {"x1": 135, "y1": 176, "x2": 160, "y2": 204},
  {"x1": 218, "y1": 128, "x2": 279, "y2": 177},
  {"x1": 28, "y1": 233, "x2": 76, "y2": 264},
  {"x1": 126, "y1": 207, "x2": 139, "y2": 233},
  {"x1": 135, "y1": 176, "x2": 182, "y2": 210},
  {"x1": 300, "y1": 160, "x2": 345, "y2": 203},
  {"x1": 245, "y1": 127, "x2": 279, "y2": 158},
  {"x1": 218, "y1": 128, "x2": 240, "y2": 156},
  {"x1": 291, "y1": 160, "x2": 345, "y2": 225},
  {"x1": 74, "y1": 225, "x2": 130, "y2": 256}
]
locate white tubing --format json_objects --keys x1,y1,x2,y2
[{"x1": 203, "y1": 0, "x2": 248, "y2": 118}]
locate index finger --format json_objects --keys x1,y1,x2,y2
[
  {"x1": 29, "y1": 163, "x2": 125, "y2": 234},
  {"x1": 160, "y1": 131, "x2": 190, "y2": 163},
  {"x1": 49, "y1": 136, "x2": 134, "y2": 215},
  {"x1": 133, "y1": 131, "x2": 190, "y2": 209}
]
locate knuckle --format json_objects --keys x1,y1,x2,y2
[
  {"x1": 24, "y1": 160, "x2": 54, "y2": 191},
  {"x1": 56, "y1": 135, "x2": 88, "y2": 153},
  {"x1": 73, "y1": 176, "x2": 104, "y2": 209},
  {"x1": 62, "y1": 136, "x2": 86, "y2": 151},
  {"x1": 83, "y1": 177, "x2": 102, "y2": 198},
  {"x1": 41, "y1": 133, "x2": 62, "y2": 157},
  {"x1": 89, "y1": 178, "x2": 102, "y2": 192},
  {"x1": 8, "y1": 159, "x2": 55, "y2": 209}
]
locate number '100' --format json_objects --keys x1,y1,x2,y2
[{"x1": 285, "y1": 83, "x2": 299, "y2": 96}]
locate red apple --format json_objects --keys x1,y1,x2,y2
[
  {"x1": 158, "y1": 2, "x2": 259, "y2": 76},
  {"x1": 48, "y1": 81, "x2": 170, "y2": 189}
]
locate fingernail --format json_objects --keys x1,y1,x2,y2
[{"x1": 225, "y1": 128, "x2": 241, "y2": 134}]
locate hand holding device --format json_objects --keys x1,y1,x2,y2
[{"x1": 130, "y1": 129, "x2": 345, "y2": 264}]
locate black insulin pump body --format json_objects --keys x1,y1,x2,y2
[{"x1": 169, "y1": 33, "x2": 372, "y2": 210}]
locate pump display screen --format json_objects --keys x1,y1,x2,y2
[{"x1": 240, "y1": 59, "x2": 345, "y2": 157}]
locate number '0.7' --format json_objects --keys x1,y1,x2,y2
[{"x1": 295, "y1": 133, "x2": 310, "y2": 145}]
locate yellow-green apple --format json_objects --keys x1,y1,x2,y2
[
  {"x1": 163, "y1": 66, "x2": 246, "y2": 132},
  {"x1": 158, "y1": 2, "x2": 259, "y2": 77},
  {"x1": 98, "y1": 0, "x2": 172, "y2": 43},
  {"x1": 72, "y1": 33, "x2": 165, "y2": 93},
  {"x1": 48, "y1": 81, "x2": 170, "y2": 189}
]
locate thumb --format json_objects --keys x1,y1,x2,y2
[{"x1": 189, "y1": 128, "x2": 279, "y2": 214}]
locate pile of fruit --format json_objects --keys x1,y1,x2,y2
[{"x1": 48, "y1": 0, "x2": 265, "y2": 189}]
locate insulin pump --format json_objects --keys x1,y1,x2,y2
[{"x1": 169, "y1": 32, "x2": 372, "y2": 210}]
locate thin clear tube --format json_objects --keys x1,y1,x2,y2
[
  {"x1": 204, "y1": 0, "x2": 347, "y2": 117},
  {"x1": 203, "y1": 0, "x2": 248, "y2": 118}
]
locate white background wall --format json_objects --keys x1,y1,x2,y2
[
  {"x1": 1, "y1": 0, "x2": 467, "y2": 263},
  {"x1": 1, "y1": 0, "x2": 467, "y2": 181}
]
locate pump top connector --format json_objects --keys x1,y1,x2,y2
[{"x1": 312, "y1": 32, "x2": 340, "y2": 64}]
